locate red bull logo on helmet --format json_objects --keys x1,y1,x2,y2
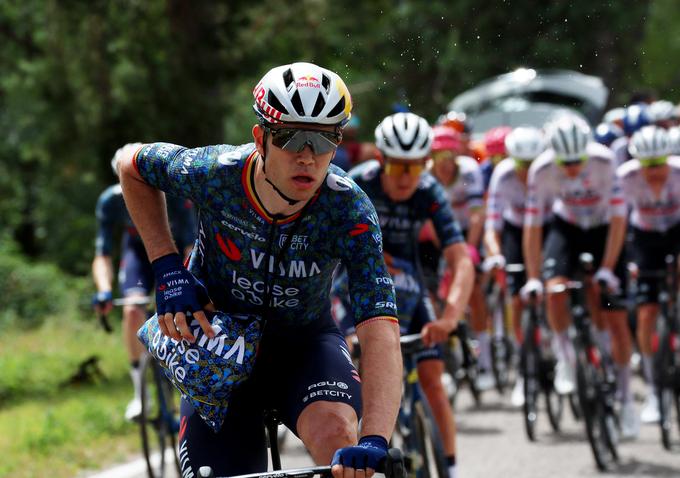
[{"x1": 296, "y1": 75, "x2": 321, "y2": 89}]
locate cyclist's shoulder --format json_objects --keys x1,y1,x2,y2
[
  {"x1": 322, "y1": 163, "x2": 374, "y2": 209},
  {"x1": 616, "y1": 158, "x2": 641, "y2": 180},
  {"x1": 586, "y1": 142, "x2": 616, "y2": 164},
  {"x1": 139, "y1": 141, "x2": 255, "y2": 168},
  {"x1": 96, "y1": 184, "x2": 124, "y2": 211},
  {"x1": 528, "y1": 149, "x2": 555, "y2": 177},
  {"x1": 668, "y1": 155, "x2": 680, "y2": 172},
  {"x1": 456, "y1": 154, "x2": 481, "y2": 172},
  {"x1": 347, "y1": 159, "x2": 381, "y2": 185},
  {"x1": 492, "y1": 157, "x2": 516, "y2": 178}
]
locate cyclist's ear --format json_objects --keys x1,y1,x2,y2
[{"x1": 252, "y1": 125, "x2": 266, "y2": 155}]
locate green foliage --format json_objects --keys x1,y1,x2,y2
[
  {"x1": 0, "y1": 240, "x2": 88, "y2": 329},
  {"x1": 0, "y1": 0, "x2": 668, "y2": 274},
  {"x1": 0, "y1": 314, "x2": 137, "y2": 477}
]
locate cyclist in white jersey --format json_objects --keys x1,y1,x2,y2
[
  {"x1": 483, "y1": 126, "x2": 546, "y2": 406},
  {"x1": 520, "y1": 116, "x2": 639, "y2": 438},
  {"x1": 617, "y1": 126, "x2": 680, "y2": 424},
  {"x1": 428, "y1": 126, "x2": 492, "y2": 389}
]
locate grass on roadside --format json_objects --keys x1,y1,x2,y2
[{"x1": 0, "y1": 314, "x2": 145, "y2": 478}]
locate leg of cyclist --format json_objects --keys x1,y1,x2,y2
[
  {"x1": 411, "y1": 296, "x2": 458, "y2": 478},
  {"x1": 283, "y1": 327, "x2": 362, "y2": 465},
  {"x1": 469, "y1": 280, "x2": 493, "y2": 391},
  {"x1": 418, "y1": 359, "x2": 457, "y2": 477},
  {"x1": 591, "y1": 223, "x2": 639, "y2": 438},
  {"x1": 119, "y1": 242, "x2": 153, "y2": 420},
  {"x1": 542, "y1": 220, "x2": 579, "y2": 395},
  {"x1": 638, "y1": 304, "x2": 660, "y2": 423}
]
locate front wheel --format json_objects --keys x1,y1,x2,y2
[
  {"x1": 139, "y1": 355, "x2": 181, "y2": 478},
  {"x1": 521, "y1": 344, "x2": 539, "y2": 442},
  {"x1": 412, "y1": 399, "x2": 448, "y2": 478},
  {"x1": 575, "y1": 348, "x2": 618, "y2": 471}
]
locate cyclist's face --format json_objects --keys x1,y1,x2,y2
[
  {"x1": 381, "y1": 157, "x2": 427, "y2": 201},
  {"x1": 430, "y1": 150, "x2": 458, "y2": 185},
  {"x1": 253, "y1": 124, "x2": 338, "y2": 201},
  {"x1": 557, "y1": 159, "x2": 585, "y2": 178},
  {"x1": 641, "y1": 162, "x2": 669, "y2": 185}
]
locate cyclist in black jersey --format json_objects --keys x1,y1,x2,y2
[
  {"x1": 360, "y1": 112, "x2": 474, "y2": 478},
  {"x1": 116, "y1": 62, "x2": 402, "y2": 478},
  {"x1": 92, "y1": 150, "x2": 196, "y2": 420}
]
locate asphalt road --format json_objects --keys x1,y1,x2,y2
[{"x1": 86, "y1": 374, "x2": 680, "y2": 478}]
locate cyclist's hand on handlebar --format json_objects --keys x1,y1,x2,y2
[
  {"x1": 422, "y1": 317, "x2": 458, "y2": 347},
  {"x1": 593, "y1": 267, "x2": 621, "y2": 294},
  {"x1": 482, "y1": 254, "x2": 506, "y2": 273},
  {"x1": 520, "y1": 278, "x2": 544, "y2": 301},
  {"x1": 331, "y1": 435, "x2": 388, "y2": 478},
  {"x1": 152, "y1": 253, "x2": 214, "y2": 342},
  {"x1": 92, "y1": 290, "x2": 113, "y2": 315}
]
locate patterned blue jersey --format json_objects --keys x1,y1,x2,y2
[
  {"x1": 348, "y1": 160, "x2": 464, "y2": 269},
  {"x1": 95, "y1": 184, "x2": 196, "y2": 256},
  {"x1": 133, "y1": 143, "x2": 397, "y2": 332}
]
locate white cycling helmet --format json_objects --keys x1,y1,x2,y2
[
  {"x1": 647, "y1": 100, "x2": 677, "y2": 124},
  {"x1": 375, "y1": 112, "x2": 433, "y2": 160},
  {"x1": 628, "y1": 125, "x2": 671, "y2": 159},
  {"x1": 546, "y1": 116, "x2": 591, "y2": 160},
  {"x1": 668, "y1": 126, "x2": 680, "y2": 155},
  {"x1": 504, "y1": 126, "x2": 546, "y2": 161},
  {"x1": 252, "y1": 62, "x2": 352, "y2": 127}
]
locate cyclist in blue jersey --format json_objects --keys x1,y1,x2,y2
[
  {"x1": 349, "y1": 112, "x2": 474, "y2": 478},
  {"x1": 92, "y1": 152, "x2": 196, "y2": 420},
  {"x1": 116, "y1": 62, "x2": 401, "y2": 478}
]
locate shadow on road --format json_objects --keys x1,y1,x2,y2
[{"x1": 613, "y1": 457, "x2": 680, "y2": 476}]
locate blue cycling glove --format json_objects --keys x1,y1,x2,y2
[
  {"x1": 152, "y1": 253, "x2": 208, "y2": 315},
  {"x1": 92, "y1": 290, "x2": 113, "y2": 307},
  {"x1": 331, "y1": 435, "x2": 388, "y2": 470}
]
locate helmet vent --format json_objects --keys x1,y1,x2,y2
[
  {"x1": 311, "y1": 92, "x2": 326, "y2": 117},
  {"x1": 267, "y1": 91, "x2": 289, "y2": 115},
  {"x1": 290, "y1": 90, "x2": 306, "y2": 116},
  {"x1": 283, "y1": 68, "x2": 295, "y2": 89},
  {"x1": 327, "y1": 97, "x2": 346, "y2": 118},
  {"x1": 321, "y1": 74, "x2": 331, "y2": 93},
  {"x1": 394, "y1": 122, "x2": 419, "y2": 151}
]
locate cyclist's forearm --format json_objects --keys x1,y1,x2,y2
[
  {"x1": 483, "y1": 228, "x2": 502, "y2": 258},
  {"x1": 466, "y1": 209, "x2": 484, "y2": 247},
  {"x1": 602, "y1": 215, "x2": 626, "y2": 270},
  {"x1": 92, "y1": 255, "x2": 113, "y2": 291},
  {"x1": 355, "y1": 320, "x2": 402, "y2": 440},
  {"x1": 523, "y1": 225, "x2": 542, "y2": 279},
  {"x1": 119, "y1": 153, "x2": 177, "y2": 261},
  {"x1": 443, "y1": 242, "x2": 474, "y2": 317}
]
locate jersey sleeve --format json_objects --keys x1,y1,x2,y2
[
  {"x1": 334, "y1": 189, "x2": 398, "y2": 326},
  {"x1": 133, "y1": 142, "x2": 217, "y2": 205},
  {"x1": 465, "y1": 164, "x2": 485, "y2": 210},
  {"x1": 608, "y1": 169, "x2": 627, "y2": 219},
  {"x1": 94, "y1": 189, "x2": 117, "y2": 256},
  {"x1": 485, "y1": 166, "x2": 505, "y2": 232},
  {"x1": 525, "y1": 163, "x2": 551, "y2": 227},
  {"x1": 428, "y1": 179, "x2": 465, "y2": 248}
]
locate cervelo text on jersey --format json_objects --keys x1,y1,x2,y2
[
  {"x1": 348, "y1": 160, "x2": 464, "y2": 267},
  {"x1": 134, "y1": 143, "x2": 397, "y2": 329}
]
